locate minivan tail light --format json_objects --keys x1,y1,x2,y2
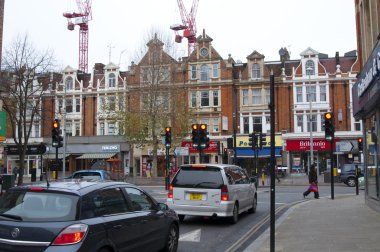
[
  {"x1": 52, "y1": 224, "x2": 88, "y2": 245},
  {"x1": 168, "y1": 184, "x2": 173, "y2": 199},
  {"x1": 221, "y1": 185, "x2": 229, "y2": 201}
]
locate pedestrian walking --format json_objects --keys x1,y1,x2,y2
[
  {"x1": 13, "y1": 166, "x2": 18, "y2": 182},
  {"x1": 275, "y1": 166, "x2": 281, "y2": 183},
  {"x1": 303, "y1": 164, "x2": 319, "y2": 199}
]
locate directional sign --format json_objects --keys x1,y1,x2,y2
[
  {"x1": 335, "y1": 141, "x2": 354, "y2": 152},
  {"x1": 174, "y1": 147, "x2": 189, "y2": 156}
]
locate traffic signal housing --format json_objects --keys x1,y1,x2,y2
[
  {"x1": 248, "y1": 132, "x2": 258, "y2": 150},
  {"x1": 358, "y1": 138, "x2": 363, "y2": 152},
  {"x1": 199, "y1": 124, "x2": 209, "y2": 149},
  {"x1": 52, "y1": 119, "x2": 63, "y2": 148},
  {"x1": 324, "y1": 112, "x2": 334, "y2": 142},
  {"x1": 259, "y1": 133, "x2": 267, "y2": 149},
  {"x1": 191, "y1": 124, "x2": 200, "y2": 149},
  {"x1": 165, "y1": 127, "x2": 171, "y2": 147}
]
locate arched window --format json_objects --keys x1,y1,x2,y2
[
  {"x1": 252, "y1": 63, "x2": 261, "y2": 79},
  {"x1": 305, "y1": 60, "x2": 315, "y2": 75},
  {"x1": 200, "y1": 65, "x2": 209, "y2": 81},
  {"x1": 65, "y1": 76, "x2": 73, "y2": 90},
  {"x1": 108, "y1": 73, "x2": 116, "y2": 87}
]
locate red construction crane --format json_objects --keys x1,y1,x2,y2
[
  {"x1": 63, "y1": 0, "x2": 93, "y2": 73},
  {"x1": 170, "y1": 0, "x2": 199, "y2": 56}
]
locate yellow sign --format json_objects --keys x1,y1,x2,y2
[{"x1": 236, "y1": 135, "x2": 283, "y2": 148}]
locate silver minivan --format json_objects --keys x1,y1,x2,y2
[{"x1": 166, "y1": 164, "x2": 257, "y2": 224}]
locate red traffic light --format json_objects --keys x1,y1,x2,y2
[
  {"x1": 200, "y1": 124, "x2": 207, "y2": 130},
  {"x1": 192, "y1": 124, "x2": 198, "y2": 130},
  {"x1": 165, "y1": 127, "x2": 171, "y2": 133},
  {"x1": 53, "y1": 121, "x2": 59, "y2": 128}
]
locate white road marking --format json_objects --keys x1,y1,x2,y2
[{"x1": 179, "y1": 228, "x2": 201, "y2": 242}]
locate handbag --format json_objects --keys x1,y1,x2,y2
[{"x1": 308, "y1": 182, "x2": 318, "y2": 192}]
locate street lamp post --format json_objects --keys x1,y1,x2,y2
[{"x1": 307, "y1": 67, "x2": 314, "y2": 174}]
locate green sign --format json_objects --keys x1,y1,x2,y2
[{"x1": 0, "y1": 111, "x2": 6, "y2": 139}]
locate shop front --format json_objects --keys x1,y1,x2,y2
[
  {"x1": 45, "y1": 141, "x2": 130, "y2": 180},
  {"x1": 286, "y1": 139, "x2": 333, "y2": 174},
  {"x1": 233, "y1": 135, "x2": 283, "y2": 176},
  {"x1": 353, "y1": 40, "x2": 380, "y2": 212}
]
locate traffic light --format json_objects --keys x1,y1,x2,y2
[
  {"x1": 324, "y1": 112, "x2": 334, "y2": 142},
  {"x1": 165, "y1": 127, "x2": 171, "y2": 147},
  {"x1": 259, "y1": 133, "x2": 267, "y2": 149},
  {"x1": 191, "y1": 124, "x2": 200, "y2": 149},
  {"x1": 248, "y1": 132, "x2": 258, "y2": 150},
  {"x1": 52, "y1": 119, "x2": 63, "y2": 148},
  {"x1": 358, "y1": 138, "x2": 363, "y2": 152},
  {"x1": 199, "y1": 124, "x2": 209, "y2": 149}
]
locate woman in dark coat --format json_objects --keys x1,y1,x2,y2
[{"x1": 303, "y1": 164, "x2": 319, "y2": 199}]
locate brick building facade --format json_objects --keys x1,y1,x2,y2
[{"x1": 2, "y1": 30, "x2": 360, "y2": 180}]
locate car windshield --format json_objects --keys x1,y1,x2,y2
[
  {"x1": 342, "y1": 164, "x2": 363, "y2": 172},
  {"x1": 0, "y1": 190, "x2": 79, "y2": 222},
  {"x1": 172, "y1": 166, "x2": 224, "y2": 189}
]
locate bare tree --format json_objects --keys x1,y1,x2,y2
[
  {"x1": 111, "y1": 29, "x2": 191, "y2": 177},
  {"x1": 0, "y1": 34, "x2": 55, "y2": 185}
]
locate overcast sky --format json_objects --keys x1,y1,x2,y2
[{"x1": 3, "y1": 0, "x2": 357, "y2": 72}]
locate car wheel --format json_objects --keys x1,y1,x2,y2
[
  {"x1": 248, "y1": 194, "x2": 257, "y2": 214},
  {"x1": 230, "y1": 203, "x2": 239, "y2": 224},
  {"x1": 161, "y1": 224, "x2": 179, "y2": 252},
  {"x1": 347, "y1": 177, "x2": 356, "y2": 187},
  {"x1": 178, "y1": 214, "x2": 185, "y2": 222}
]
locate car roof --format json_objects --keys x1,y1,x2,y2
[
  {"x1": 180, "y1": 163, "x2": 243, "y2": 170},
  {"x1": 73, "y1": 170, "x2": 107, "y2": 173},
  {"x1": 11, "y1": 181, "x2": 133, "y2": 196}
]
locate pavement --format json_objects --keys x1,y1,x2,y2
[{"x1": 5, "y1": 173, "x2": 380, "y2": 252}]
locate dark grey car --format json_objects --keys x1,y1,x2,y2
[{"x1": 0, "y1": 181, "x2": 179, "y2": 252}]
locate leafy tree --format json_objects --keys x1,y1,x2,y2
[{"x1": 0, "y1": 35, "x2": 55, "y2": 185}]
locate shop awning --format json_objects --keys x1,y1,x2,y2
[
  {"x1": 236, "y1": 147, "x2": 282, "y2": 158},
  {"x1": 76, "y1": 153, "x2": 117, "y2": 159},
  {"x1": 44, "y1": 154, "x2": 70, "y2": 159}
]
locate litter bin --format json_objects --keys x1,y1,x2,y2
[{"x1": 2, "y1": 174, "x2": 15, "y2": 190}]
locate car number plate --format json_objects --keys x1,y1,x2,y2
[{"x1": 190, "y1": 193, "x2": 202, "y2": 200}]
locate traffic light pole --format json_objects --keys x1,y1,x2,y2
[
  {"x1": 330, "y1": 137, "x2": 334, "y2": 200},
  {"x1": 165, "y1": 146, "x2": 170, "y2": 190}
]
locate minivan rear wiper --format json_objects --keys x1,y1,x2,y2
[
  {"x1": 193, "y1": 182, "x2": 217, "y2": 188},
  {"x1": 0, "y1": 213, "x2": 23, "y2": 221}
]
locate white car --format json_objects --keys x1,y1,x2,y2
[{"x1": 166, "y1": 164, "x2": 257, "y2": 224}]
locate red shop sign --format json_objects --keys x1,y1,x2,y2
[
  {"x1": 286, "y1": 139, "x2": 333, "y2": 151},
  {"x1": 181, "y1": 141, "x2": 219, "y2": 153}
]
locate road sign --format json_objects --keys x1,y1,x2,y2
[
  {"x1": 175, "y1": 147, "x2": 189, "y2": 156},
  {"x1": 335, "y1": 141, "x2": 354, "y2": 152}
]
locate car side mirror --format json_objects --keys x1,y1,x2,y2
[
  {"x1": 157, "y1": 202, "x2": 169, "y2": 211},
  {"x1": 250, "y1": 176, "x2": 258, "y2": 189}
]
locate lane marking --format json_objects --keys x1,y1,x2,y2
[{"x1": 179, "y1": 228, "x2": 201, "y2": 242}]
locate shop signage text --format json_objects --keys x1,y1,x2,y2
[
  {"x1": 357, "y1": 43, "x2": 380, "y2": 97},
  {"x1": 101, "y1": 145, "x2": 120, "y2": 152},
  {"x1": 181, "y1": 141, "x2": 219, "y2": 153},
  {"x1": 286, "y1": 139, "x2": 332, "y2": 151}
]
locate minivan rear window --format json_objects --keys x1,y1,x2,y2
[{"x1": 171, "y1": 166, "x2": 224, "y2": 189}]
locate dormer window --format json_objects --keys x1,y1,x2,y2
[
  {"x1": 305, "y1": 60, "x2": 315, "y2": 76},
  {"x1": 65, "y1": 76, "x2": 73, "y2": 91},
  {"x1": 252, "y1": 63, "x2": 261, "y2": 79},
  {"x1": 108, "y1": 73, "x2": 116, "y2": 88}
]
